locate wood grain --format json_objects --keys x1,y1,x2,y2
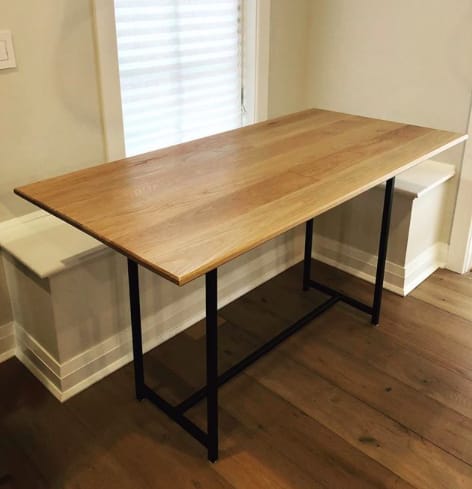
[
  {"x1": 245, "y1": 351, "x2": 472, "y2": 489},
  {"x1": 411, "y1": 268, "x2": 472, "y2": 321},
  {"x1": 4, "y1": 261, "x2": 472, "y2": 488},
  {"x1": 14, "y1": 109, "x2": 466, "y2": 285}
]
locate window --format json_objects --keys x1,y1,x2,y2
[
  {"x1": 114, "y1": 0, "x2": 243, "y2": 156},
  {"x1": 93, "y1": 0, "x2": 270, "y2": 160}
]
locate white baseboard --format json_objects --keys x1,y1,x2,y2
[
  {"x1": 15, "y1": 344, "x2": 64, "y2": 400},
  {"x1": 0, "y1": 349, "x2": 15, "y2": 363},
  {"x1": 0, "y1": 321, "x2": 15, "y2": 363},
  {"x1": 403, "y1": 243, "x2": 448, "y2": 294},
  {"x1": 312, "y1": 235, "x2": 405, "y2": 295},
  {"x1": 313, "y1": 235, "x2": 448, "y2": 297},
  {"x1": 14, "y1": 241, "x2": 304, "y2": 402}
]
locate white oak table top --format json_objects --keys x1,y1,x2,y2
[{"x1": 15, "y1": 109, "x2": 467, "y2": 285}]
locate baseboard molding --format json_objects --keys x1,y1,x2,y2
[
  {"x1": 312, "y1": 235, "x2": 405, "y2": 295},
  {"x1": 312, "y1": 235, "x2": 448, "y2": 297},
  {"x1": 0, "y1": 349, "x2": 15, "y2": 364},
  {"x1": 403, "y1": 242, "x2": 448, "y2": 295},
  {"x1": 0, "y1": 322, "x2": 15, "y2": 363},
  {"x1": 14, "y1": 241, "x2": 304, "y2": 402},
  {"x1": 15, "y1": 345, "x2": 64, "y2": 400}
]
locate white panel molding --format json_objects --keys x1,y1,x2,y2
[
  {"x1": 404, "y1": 242, "x2": 448, "y2": 295},
  {"x1": 15, "y1": 347, "x2": 63, "y2": 400},
  {"x1": 0, "y1": 321, "x2": 15, "y2": 363},
  {"x1": 15, "y1": 323, "x2": 61, "y2": 378},
  {"x1": 312, "y1": 235, "x2": 448, "y2": 297}
]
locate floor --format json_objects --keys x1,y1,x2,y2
[{"x1": 1, "y1": 260, "x2": 472, "y2": 489}]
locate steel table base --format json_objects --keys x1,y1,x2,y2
[{"x1": 127, "y1": 178, "x2": 395, "y2": 462}]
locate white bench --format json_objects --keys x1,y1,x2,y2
[{"x1": 313, "y1": 159, "x2": 456, "y2": 295}]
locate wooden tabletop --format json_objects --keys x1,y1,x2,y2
[{"x1": 15, "y1": 109, "x2": 467, "y2": 285}]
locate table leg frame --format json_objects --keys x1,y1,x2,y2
[
  {"x1": 372, "y1": 177, "x2": 395, "y2": 325},
  {"x1": 126, "y1": 177, "x2": 395, "y2": 462},
  {"x1": 305, "y1": 177, "x2": 395, "y2": 324}
]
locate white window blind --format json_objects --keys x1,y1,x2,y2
[{"x1": 114, "y1": 0, "x2": 242, "y2": 157}]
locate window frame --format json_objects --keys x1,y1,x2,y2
[{"x1": 92, "y1": 0, "x2": 271, "y2": 161}]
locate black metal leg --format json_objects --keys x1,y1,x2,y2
[
  {"x1": 372, "y1": 178, "x2": 395, "y2": 325},
  {"x1": 205, "y1": 269, "x2": 219, "y2": 462},
  {"x1": 124, "y1": 181, "x2": 396, "y2": 461},
  {"x1": 127, "y1": 259, "x2": 145, "y2": 400},
  {"x1": 303, "y1": 219, "x2": 314, "y2": 291}
]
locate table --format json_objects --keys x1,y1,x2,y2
[{"x1": 15, "y1": 109, "x2": 467, "y2": 461}]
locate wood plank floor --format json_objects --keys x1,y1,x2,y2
[{"x1": 1, "y1": 260, "x2": 472, "y2": 488}]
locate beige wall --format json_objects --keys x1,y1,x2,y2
[
  {"x1": 268, "y1": 0, "x2": 472, "y2": 162},
  {"x1": 306, "y1": 0, "x2": 472, "y2": 255},
  {"x1": 306, "y1": 0, "x2": 472, "y2": 157},
  {"x1": 0, "y1": 0, "x2": 105, "y2": 222},
  {"x1": 315, "y1": 187, "x2": 412, "y2": 266},
  {"x1": 268, "y1": 0, "x2": 311, "y2": 118},
  {"x1": 0, "y1": 0, "x2": 106, "y2": 326}
]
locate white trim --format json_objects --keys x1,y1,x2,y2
[
  {"x1": 92, "y1": 0, "x2": 126, "y2": 161},
  {"x1": 15, "y1": 347, "x2": 64, "y2": 400},
  {"x1": 0, "y1": 321, "x2": 15, "y2": 363},
  {"x1": 0, "y1": 349, "x2": 15, "y2": 364},
  {"x1": 404, "y1": 243, "x2": 449, "y2": 294},
  {"x1": 15, "y1": 324, "x2": 61, "y2": 377},
  {"x1": 242, "y1": 0, "x2": 271, "y2": 124},
  {"x1": 448, "y1": 101, "x2": 472, "y2": 273},
  {"x1": 312, "y1": 235, "x2": 448, "y2": 297},
  {"x1": 312, "y1": 235, "x2": 404, "y2": 295}
]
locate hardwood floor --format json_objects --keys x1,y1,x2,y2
[{"x1": 1, "y1": 261, "x2": 472, "y2": 488}]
